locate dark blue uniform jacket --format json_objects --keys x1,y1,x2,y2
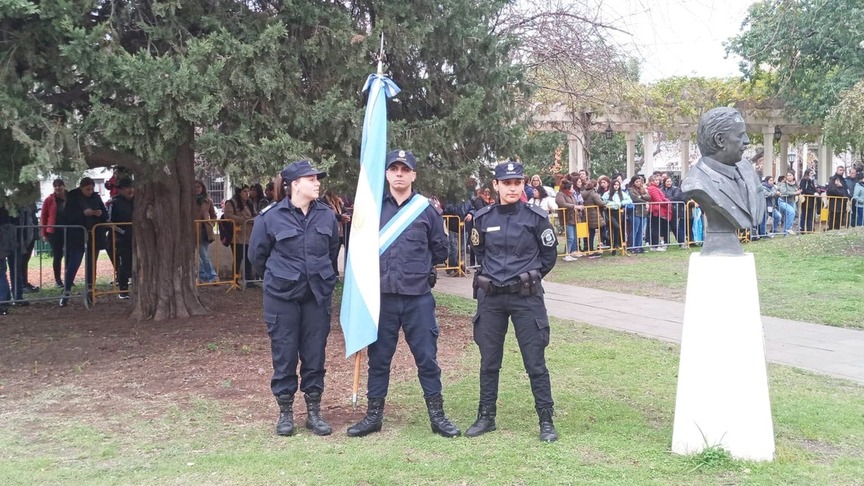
[
  {"x1": 248, "y1": 198, "x2": 340, "y2": 304},
  {"x1": 379, "y1": 191, "x2": 448, "y2": 295},
  {"x1": 472, "y1": 202, "x2": 558, "y2": 285}
]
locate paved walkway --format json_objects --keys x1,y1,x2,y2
[{"x1": 434, "y1": 275, "x2": 864, "y2": 385}]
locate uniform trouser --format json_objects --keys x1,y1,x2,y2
[
  {"x1": 264, "y1": 292, "x2": 331, "y2": 397},
  {"x1": 473, "y1": 290, "x2": 553, "y2": 409},
  {"x1": 367, "y1": 292, "x2": 442, "y2": 399}
]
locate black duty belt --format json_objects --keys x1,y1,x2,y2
[{"x1": 491, "y1": 282, "x2": 522, "y2": 294}]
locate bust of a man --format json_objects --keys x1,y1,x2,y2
[{"x1": 681, "y1": 107, "x2": 766, "y2": 255}]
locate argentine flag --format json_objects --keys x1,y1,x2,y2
[{"x1": 340, "y1": 73, "x2": 400, "y2": 357}]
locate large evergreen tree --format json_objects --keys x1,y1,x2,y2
[
  {"x1": 0, "y1": 0, "x2": 531, "y2": 320},
  {"x1": 727, "y1": 0, "x2": 864, "y2": 130}
]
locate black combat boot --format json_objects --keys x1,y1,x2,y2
[
  {"x1": 537, "y1": 407, "x2": 558, "y2": 442},
  {"x1": 465, "y1": 403, "x2": 497, "y2": 437},
  {"x1": 274, "y1": 394, "x2": 295, "y2": 436},
  {"x1": 346, "y1": 397, "x2": 385, "y2": 437},
  {"x1": 424, "y1": 394, "x2": 461, "y2": 438},
  {"x1": 304, "y1": 391, "x2": 332, "y2": 436}
]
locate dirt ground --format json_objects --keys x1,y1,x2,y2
[{"x1": 0, "y1": 286, "x2": 474, "y2": 430}]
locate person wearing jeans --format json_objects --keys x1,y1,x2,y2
[
  {"x1": 776, "y1": 172, "x2": 800, "y2": 235},
  {"x1": 194, "y1": 180, "x2": 219, "y2": 283},
  {"x1": 853, "y1": 179, "x2": 864, "y2": 227},
  {"x1": 627, "y1": 176, "x2": 650, "y2": 253}
]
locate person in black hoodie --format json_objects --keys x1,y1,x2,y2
[
  {"x1": 826, "y1": 171, "x2": 851, "y2": 230},
  {"x1": 798, "y1": 169, "x2": 819, "y2": 233},
  {"x1": 108, "y1": 178, "x2": 134, "y2": 299},
  {"x1": 58, "y1": 177, "x2": 108, "y2": 306}
]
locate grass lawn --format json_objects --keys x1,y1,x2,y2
[
  {"x1": 2, "y1": 293, "x2": 863, "y2": 485},
  {"x1": 547, "y1": 228, "x2": 864, "y2": 329}
]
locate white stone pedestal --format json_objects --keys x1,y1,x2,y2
[{"x1": 671, "y1": 253, "x2": 775, "y2": 461}]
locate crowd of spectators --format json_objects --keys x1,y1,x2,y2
[
  {"x1": 436, "y1": 162, "x2": 864, "y2": 272},
  {"x1": 3, "y1": 161, "x2": 863, "y2": 314}
]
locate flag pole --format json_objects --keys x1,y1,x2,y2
[
  {"x1": 377, "y1": 32, "x2": 384, "y2": 76},
  {"x1": 352, "y1": 351, "x2": 362, "y2": 408},
  {"x1": 351, "y1": 32, "x2": 386, "y2": 409}
]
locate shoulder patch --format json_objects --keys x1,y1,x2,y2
[
  {"x1": 527, "y1": 204, "x2": 549, "y2": 219},
  {"x1": 259, "y1": 201, "x2": 278, "y2": 215},
  {"x1": 540, "y1": 228, "x2": 556, "y2": 247},
  {"x1": 470, "y1": 227, "x2": 481, "y2": 246}
]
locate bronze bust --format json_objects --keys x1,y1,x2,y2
[{"x1": 681, "y1": 107, "x2": 766, "y2": 255}]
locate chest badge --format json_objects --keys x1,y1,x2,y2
[
  {"x1": 470, "y1": 227, "x2": 480, "y2": 246},
  {"x1": 541, "y1": 228, "x2": 556, "y2": 247}
]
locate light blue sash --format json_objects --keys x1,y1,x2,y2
[{"x1": 378, "y1": 195, "x2": 430, "y2": 254}]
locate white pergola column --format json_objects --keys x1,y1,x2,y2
[
  {"x1": 642, "y1": 133, "x2": 655, "y2": 175},
  {"x1": 778, "y1": 135, "x2": 790, "y2": 177},
  {"x1": 817, "y1": 142, "x2": 832, "y2": 185},
  {"x1": 761, "y1": 127, "x2": 775, "y2": 179},
  {"x1": 567, "y1": 135, "x2": 582, "y2": 174},
  {"x1": 626, "y1": 132, "x2": 636, "y2": 179},
  {"x1": 568, "y1": 135, "x2": 586, "y2": 174},
  {"x1": 680, "y1": 135, "x2": 691, "y2": 179}
]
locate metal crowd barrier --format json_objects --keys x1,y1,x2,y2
[
  {"x1": 821, "y1": 195, "x2": 854, "y2": 231},
  {"x1": 554, "y1": 201, "x2": 692, "y2": 255},
  {"x1": 1, "y1": 224, "x2": 89, "y2": 307},
  {"x1": 439, "y1": 215, "x2": 467, "y2": 276}
]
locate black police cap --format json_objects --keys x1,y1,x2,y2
[
  {"x1": 386, "y1": 150, "x2": 417, "y2": 170},
  {"x1": 281, "y1": 160, "x2": 327, "y2": 183},
  {"x1": 494, "y1": 161, "x2": 525, "y2": 181}
]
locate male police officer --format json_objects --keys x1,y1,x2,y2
[
  {"x1": 468, "y1": 160, "x2": 560, "y2": 442},
  {"x1": 347, "y1": 149, "x2": 460, "y2": 438},
  {"x1": 248, "y1": 160, "x2": 340, "y2": 437}
]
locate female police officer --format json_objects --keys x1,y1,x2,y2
[
  {"x1": 467, "y1": 161, "x2": 560, "y2": 442},
  {"x1": 248, "y1": 160, "x2": 340, "y2": 437}
]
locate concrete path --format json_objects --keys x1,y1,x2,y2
[{"x1": 434, "y1": 275, "x2": 864, "y2": 385}]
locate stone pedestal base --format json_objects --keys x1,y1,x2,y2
[{"x1": 671, "y1": 253, "x2": 775, "y2": 461}]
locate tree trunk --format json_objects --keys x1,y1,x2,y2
[{"x1": 130, "y1": 132, "x2": 207, "y2": 320}]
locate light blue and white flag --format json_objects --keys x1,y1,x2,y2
[
  {"x1": 378, "y1": 194, "x2": 429, "y2": 254},
  {"x1": 340, "y1": 73, "x2": 400, "y2": 358}
]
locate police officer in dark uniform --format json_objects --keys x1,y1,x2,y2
[
  {"x1": 347, "y1": 149, "x2": 460, "y2": 438},
  {"x1": 248, "y1": 160, "x2": 340, "y2": 437},
  {"x1": 467, "y1": 161, "x2": 560, "y2": 442}
]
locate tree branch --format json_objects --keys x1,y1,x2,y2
[{"x1": 82, "y1": 146, "x2": 142, "y2": 170}]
